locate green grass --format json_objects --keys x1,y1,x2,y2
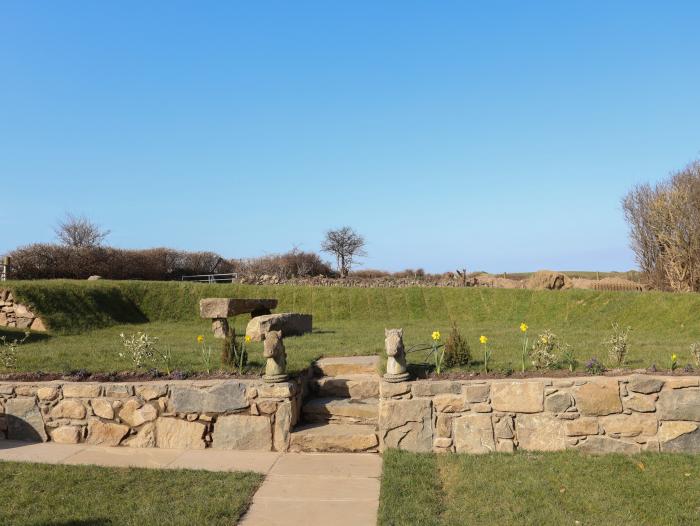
[
  {"x1": 4, "y1": 280, "x2": 700, "y2": 374},
  {"x1": 378, "y1": 449, "x2": 700, "y2": 525},
  {"x1": 0, "y1": 461, "x2": 262, "y2": 525}
]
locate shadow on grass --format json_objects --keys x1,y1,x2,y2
[{"x1": 0, "y1": 327, "x2": 51, "y2": 343}]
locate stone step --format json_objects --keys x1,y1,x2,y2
[
  {"x1": 289, "y1": 423, "x2": 379, "y2": 453},
  {"x1": 302, "y1": 397, "x2": 379, "y2": 425},
  {"x1": 310, "y1": 374, "x2": 380, "y2": 400},
  {"x1": 313, "y1": 356, "x2": 380, "y2": 377}
]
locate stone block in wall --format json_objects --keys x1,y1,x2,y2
[
  {"x1": 412, "y1": 380, "x2": 460, "y2": 397},
  {"x1": 544, "y1": 392, "x2": 573, "y2": 413},
  {"x1": 212, "y1": 414, "x2": 272, "y2": 451},
  {"x1": 565, "y1": 417, "x2": 599, "y2": 437},
  {"x1": 433, "y1": 393, "x2": 468, "y2": 413},
  {"x1": 104, "y1": 384, "x2": 133, "y2": 398},
  {"x1": 665, "y1": 377, "x2": 700, "y2": 389},
  {"x1": 86, "y1": 419, "x2": 129, "y2": 446},
  {"x1": 576, "y1": 435, "x2": 641, "y2": 454},
  {"x1": 657, "y1": 421, "x2": 697, "y2": 443},
  {"x1": 463, "y1": 384, "x2": 490, "y2": 403},
  {"x1": 623, "y1": 393, "x2": 656, "y2": 413},
  {"x1": 491, "y1": 381, "x2": 543, "y2": 413},
  {"x1": 155, "y1": 417, "x2": 206, "y2": 449},
  {"x1": 600, "y1": 413, "x2": 657, "y2": 438},
  {"x1": 36, "y1": 387, "x2": 59, "y2": 401},
  {"x1": 660, "y1": 426, "x2": 700, "y2": 453},
  {"x1": 515, "y1": 414, "x2": 567, "y2": 451},
  {"x1": 436, "y1": 414, "x2": 455, "y2": 438},
  {"x1": 453, "y1": 414, "x2": 494, "y2": 454},
  {"x1": 627, "y1": 375, "x2": 664, "y2": 394},
  {"x1": 50, "y1": 400, "x2": 87, "y2": 420},
  {"x1": 90, "y1": 399, "x2": 114, "y2": 419},
  {"x1": 257, "y1": 382, "x2": 296, "y2": 398},
  {"x1": 136, "y1": 384, "x2": 168, "y2": 401},
  {"x1": 5, "y1": 397, "x2": 47, "y2": 441},
  {"x1": 51, "y1": 425, "x2": 81, "y2": 444},
  {"x1": 379, "y1": 399, "x2": 432, "y2": 452},
  {"x1": 657, "y1": 389, "x2": 700, "y2": 421},
  {"x1": 170, "y1": 382, "x2": 248, "y2": 414},
  {"x1": 273, "y1": 401, "x2": 292, "y2": 452},
  {"x1": 574, "y1": 379, "x2": 622, "y2": 416},
  {"x1": 63, "y1": 383, "x2": 102, "y2": 398},
  {"x1": 380, "y1": 381, "x2": 412, "y2": 399},
  {"x1": 124, "y1": 422, "x2": 156, "y2": 448},
  {"x1": 118, "y1": 399, "x2": 158, "y2": 427}
]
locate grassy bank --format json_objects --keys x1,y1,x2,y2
[
  {"x1": 0, "y1": 461, "x2": 262, "y2": 525},
  {"x1": 378, "y1": 449, "x2": 700, "y2": 525},
  {"x1": 3, "y1": 280, "x2": 700, "y2": 374}
]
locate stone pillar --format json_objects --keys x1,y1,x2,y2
[
  {"x1": 384, "y1": 328, "x2": 410, "y2": 383},
  {"x1": 211, "y1": 318, "x2": 229, "y2": 339}
]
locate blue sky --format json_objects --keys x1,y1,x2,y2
[{"x1": 2, "y1": 2, "x2": 699, "y2": 273}]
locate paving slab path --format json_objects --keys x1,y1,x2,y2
[{"x1": 0, "y1": 441, "x2": 382, "y2": 526}]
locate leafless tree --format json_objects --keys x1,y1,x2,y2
[
  {"x1": 54, "y1": 213, "x2": 110, "y2": 248},
  {"x1": 622, "y1": 160, "x2": 700, "y2": 291},
  {"x1": 321, "y1": 226, "x2": 366, "y2": 277}
]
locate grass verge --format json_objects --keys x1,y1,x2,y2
[
  {"x1": 379, "y1": 449, "x2": 700, "y2": 525},
  {"x1": 0, "y1": 461, "x2": 262, "y2": 525}
]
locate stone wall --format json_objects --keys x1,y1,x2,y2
[
  {"x1": 379, "y1": 375, "x2": 700, "y2": 454},
  {"x1": 0, "y1": 379, "x2": 303, "y2": 451},
  {"x1": 0, "y1": 290, "x2": 46, "y2": 331}
]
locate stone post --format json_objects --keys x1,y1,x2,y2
[
  {"x1": 384, "y1": 328, "x2": 410, "y2": 383},
  {"x1": 211, "y1": 318, "x2": 229, "y2": 339},
  {"x1": 263, "y1": 330, "x2": 288, "y2": 383}
]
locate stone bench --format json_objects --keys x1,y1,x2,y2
[{"x1": 199, "y1": 298, "x2": 278, "y2": 338}]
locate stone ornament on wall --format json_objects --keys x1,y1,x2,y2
[
  {"x1": 262, "y1": 330, "x2": 288, "y2": 383},
  {"x1": 383, "y1": 328, "x2": 410, "y2": 383}
]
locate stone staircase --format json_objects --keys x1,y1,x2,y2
[{"x1": 289, "y1": 356, "x2": 381, "y2": 453}]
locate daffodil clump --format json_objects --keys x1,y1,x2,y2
[
  {"x1": 670, "y1": 353, "x2": 678, "y2": 372},
  {"x1": 197, "y1": 334, "x2": 214, "y2": 374},
  {"x1": 431, "y1": 330, "x2": 445, "y2": 374}
]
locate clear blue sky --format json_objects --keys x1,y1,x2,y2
[{"x1": 2, "y1": 2, "x2": 699, "y2": 273}]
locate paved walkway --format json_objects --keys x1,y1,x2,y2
[{"x1": 0, "y1": 441, "x2": 381, "y2": 526}]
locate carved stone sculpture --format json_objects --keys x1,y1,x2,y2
[
  {"x1": 263, "y1": 330, "x2": 288, "y2": 383},
  {"x1": 384, "y1": 328, "x2": 410, "y2": 383}
]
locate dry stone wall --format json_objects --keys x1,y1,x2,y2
[
  {"x1": 0, "y1": 379, "x2": 303, "y2": 451},
  {"x1": 379, "y1": 375, "x2": 700, "y2": 454},
  {"x1": 0, "y1": 290, "x2": 46, "y2": 331}
]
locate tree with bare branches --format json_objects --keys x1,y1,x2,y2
[
  {"x1": 622, "y1": 160, "x2": 700, "y2": 292},
  {"x1": 321, "y1": 226, "x2": 366, "y2": 277},
  {"x1": 54, "y1": 213, "x2": 110, "y2": 248}
]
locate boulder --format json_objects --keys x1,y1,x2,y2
[
  {"x1": 525, "y1": 270, "x2": 572, "y2": 290},
  {"x1": 246, "y1": 313, "x2": 312, "y2": 341}
]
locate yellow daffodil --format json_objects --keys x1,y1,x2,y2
[
  {"x1": 520, "y1": 322, "x2": 528, "y2": 333},
  {"x1": 431, "y1": 331, "x2": 441, "y2": 342},
  {"x1": 479, "y1": 335, "x2": 488, "y2": 345},
  {"x1": 197, "y1": 335, "x2": 204, "y2": 344},
  {"x1": 245, "y1": 335, "x2": 252, "y2": 343},
  {"x1": 671, "y1": 354, "x2": 678, "y2": 362}
]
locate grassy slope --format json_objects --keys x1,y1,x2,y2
[
  {"x1": 4, "y1": 280, "x2": 700, "y2": 373},
  {"x1": 379, "y1": 449, "x2": 700, "y2": 525},
  {"x1": 0, "y1": 461, "x2": 262, "y2": 525}
]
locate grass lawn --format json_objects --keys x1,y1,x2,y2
[
  {"x1": 0, "y1": 461, "x2": 262, "y2": 525},
  {"x1": 4, "y1": 280, "x2": 700, "y2": 375},
  {"x1": 4, "y1": 315, "x2": 700, "y2": 376},
  {"x1": 378, "y1": 449, "x2": 700, "y2": 525}
]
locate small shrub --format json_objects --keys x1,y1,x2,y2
[
  {"x1": 605, "y1": 323, "x2": 631, "y2": 367},
  {"x1": 443, "y1": 323, "x2": 471, "y2": 368},
  {"x1": 559, "y1": 346, "x2": 578, "y2": 372},
  {"x1": 0, "y1": 332, "x2": 29, "y2": 370},
  {"x1": 221, "y1": 328, "x2": 248, "y2": 373},
  {"x1": 585, "y1": 357, "x2": 606, "y2": 375},
  {"x1": 529, "y1": 330, "x2": 564, "y2": 370},
  {"x1": 119, "y1": 332, "x2": 158, "y2": 369},
  {"x1": 690, "y1": 342, "x2": 700, "y2": 367}
]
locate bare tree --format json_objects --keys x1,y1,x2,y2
[
  {"x1": 55, "y1": 213, "x2": 110, "y2": 248},
  {"x1": 321, "y1": 226, "x2": 366, "y2": 277},
  {"x1": 622, "y1": 160, "x2": 700, "y2": 291}
]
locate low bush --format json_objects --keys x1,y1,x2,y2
[
  {"x1": 231, "y1": 249, "x2": 333, "y2": 279},
  {"x1": 443, "y1": 323, "x2": 471, "y2": 368}
]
